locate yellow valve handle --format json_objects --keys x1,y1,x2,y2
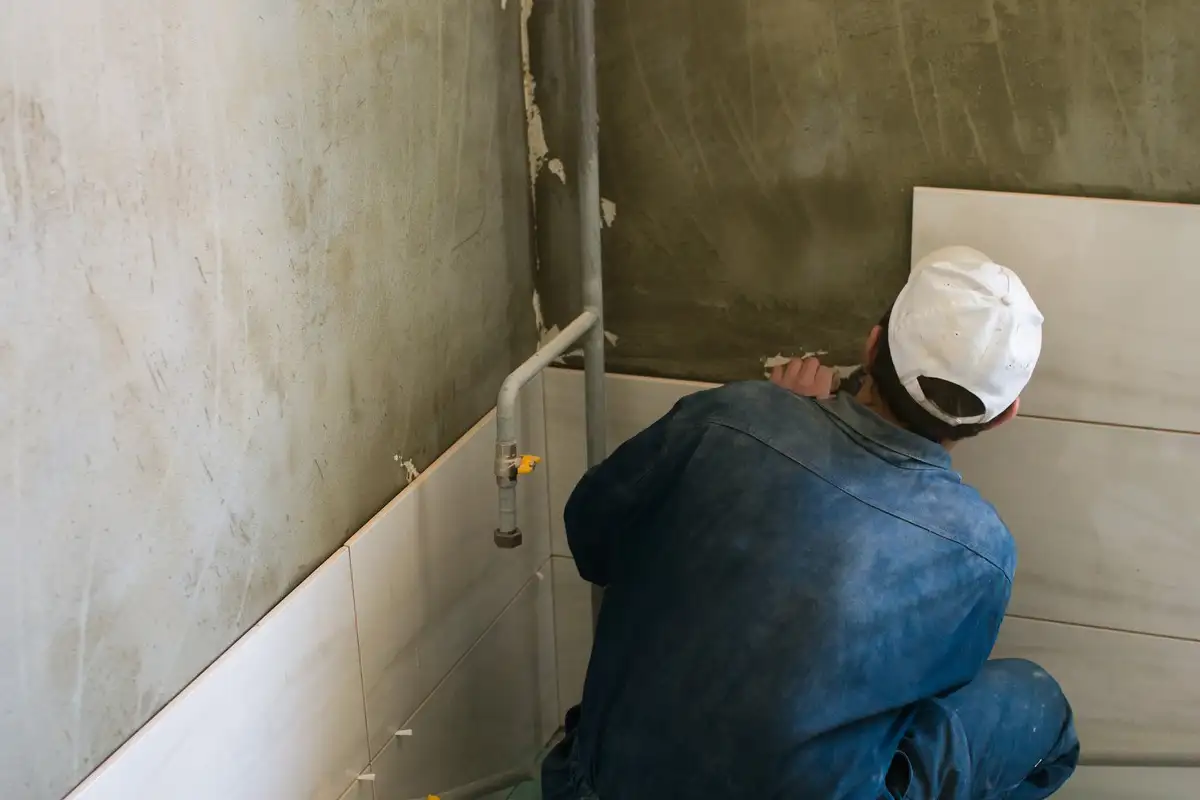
[{"x1": 517, "y1": 454, "x2": 542, "y2": 475}]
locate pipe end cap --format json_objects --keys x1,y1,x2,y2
[{"x1": 494, "y1": 528, "x2": 523, "y2": 549}]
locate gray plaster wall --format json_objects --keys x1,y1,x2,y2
[
  {"x1": 533, "y1": 0, "x2": 1200, "y2": 380},
  {"x1": 0, "y1": 1, "x2": 535, "y2": 797}
]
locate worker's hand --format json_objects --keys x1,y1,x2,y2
[{"x1": 770, "y1": 357, "x2": 839, "y2": 399}]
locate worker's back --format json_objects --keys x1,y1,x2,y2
[{"x1": 547, "y1": 381, "x2": 1014, "y2": 799}]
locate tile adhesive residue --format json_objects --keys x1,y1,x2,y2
[
  {"x1": 521, "y1": 0, "x2": 619, "y2": 349},
  {"x1": 521, "y1": 0, "x2": 548, "y2": 200}
]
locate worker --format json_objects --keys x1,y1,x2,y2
[{"x1": 541, "y1": 246, "x2": 1079, "y2": 799}]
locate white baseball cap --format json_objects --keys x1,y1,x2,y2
[{"x1": 889, "y1": 246, "x2": 1044, "y2": 425}]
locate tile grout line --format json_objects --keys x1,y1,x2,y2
[
  {"x1": 396, "y1": 562, "x2": 553, "y2": 738},
  {"x1": 1017, "y1": 411, "x2": 1200, "y2": 438},
  {"x1": 1005, "y1": 612, "x2": 1200, "y2": 646}
]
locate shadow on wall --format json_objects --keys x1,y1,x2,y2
[{"x1": 532, "y1": 0, "x2": 1200, "y2": 381}]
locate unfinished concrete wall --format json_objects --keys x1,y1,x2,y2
[
  {"x1": 533, "y1": 0, "x2": 1200, "y2": 380},
  {"x1": 0, "y1": 1, "x2": 534, "y2": 797}
]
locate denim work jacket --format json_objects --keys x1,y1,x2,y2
[{"x1": 562, "y1": 382, "x2": 1014, "y2": 799}]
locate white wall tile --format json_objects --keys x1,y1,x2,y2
[
  {"x1": 993, "y1": 617, "x2": 1200, "y2": 760},
  {"x1": 954, "y1": 417, "x2": 1200, "y2": 640},
  {"x1": 535, "y1": 562, "x2": 561, "y2": 744},
  {"x1": 1056, "y1": 766, "x2": 1199, "y2": 799},
  {"x1": 551, "y1": 557, "x2": 594, "y2": 718},
  {"x1": 347, "y1": 377, "x2": 551, "y2": 759},
  {"x1": 912, "y1": 187, "x2": 1200, "y2": 432},
  {"x1": 544, "y1": 369, "x2": 708, "y2": 556},
  {"x1": 68, "y1": 550, "x2": 368, "y2": 800},
  {"x1": 370, "y1": 572, "x2": 552, "y2": 800}
]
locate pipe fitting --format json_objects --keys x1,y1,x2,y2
[{"x1": 494, "y1": 528, "x2": 523, "y2": 548}]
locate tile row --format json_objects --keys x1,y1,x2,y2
[
  {"x1": 70, "y1": 377, "x2": 555, "y2": 800},
  {"x1": 913, "y1": 187, "x2": 1200, "y2": 434},
  {"x1": 544, "y1": 367, "x2": 1200, "y2": 763}
]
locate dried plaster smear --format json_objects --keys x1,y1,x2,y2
[{"x1": 521, "y1": 0, "x2": 548, "y2": 190}]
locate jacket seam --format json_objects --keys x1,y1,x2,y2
[{"x1": 706, "y1": 419, "x2": 1014, "y2": 583}]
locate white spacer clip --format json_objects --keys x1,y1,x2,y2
[
  {"x1": 395, "y1": 728, "x2": 414, "y2": 737},
  {"x1": 535, "y1": 571, "x2": 545, "y2": 581},
  {"x1": 356, "y1": 773, "x2": 376, "y2": 782}
]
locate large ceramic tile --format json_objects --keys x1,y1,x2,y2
[
  {"x1": 992, "y1": 617, "x2": 1200, "y2": 760},
  {"x1": 1056, "y1": 766, "x2": 1199, "y2": 799},
  {"x1": 544, "y1": 369, "x2": 709, "y2": 555},
  {"x1": 69, "y1": 550, "x2": 368, "y2": 800},
  {"x1": 912, "y1": 187, "x2": 1200, "y2": 432},
  {"x1": 953, "y1": 417, "x2": 1200, "y2": 640},
  {"x1": 551, "y1": 557, "x2": 594, "y2": 718},
  {"x1": 347, "y1": 377, "x2": 551, "y2": 759},
  {"x1": 370, "y1": 573, "x2": 552, "y2": 800}
]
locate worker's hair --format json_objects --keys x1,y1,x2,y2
[{"x1": 869, "y1": 311, "x2": 1006, "y2": 443}]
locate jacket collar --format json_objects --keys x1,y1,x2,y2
[{"x1": 822, "y1": 392, "x2": 952, "y2": 470}]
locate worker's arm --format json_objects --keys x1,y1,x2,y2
[{"x1": 564, "y1": 403, "x2": 688, "y2": 587}]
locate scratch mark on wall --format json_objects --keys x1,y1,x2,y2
[
  {"x1": 714, "y1": 92, "x2": 772, "y2": 198},
  {"x1": 678, "y1": 63, "x2": 718, "y2": 191},
  {"x1": 983, "y1": 0, "x2": 1027, "y2": 152},
  {"x1": 624, "y1": 0, "x2": 685, "y2": 164},
  {"x1": 601, "y1": 198, "x2": 617, "y2": 227},
  {"x1": 1093, "y1": 40, "x2": 1153, "y2": 186},
  {"x1": 743, "y1": 0, "x2": 758, "y2": 138},
  {"x1": 548, "y1": 158, "x2": 567, "y2": 184},
  {"x1": 962, "y1": 104, "x2": 988, "y2": 166},
  {"x1": 232, "y1": 536, "x2": 259, "y2": 632},
  {"x1": 891, "y1": 0, "x2": 931, "y2": 157},
  {"x1": 927, "y1": 62, "x2": 948, "y2": 157},
  {"x1": 431, "y1": 1, "x2": 447, "y2": 240},
  {"x1": 448, "y1": 3, "x2": 476, "y2": 243}
]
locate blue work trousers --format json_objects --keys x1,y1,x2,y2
[{"x1": 543, "y1": 658, "x2": 1080, "y2": 799}]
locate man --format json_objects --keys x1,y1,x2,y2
[{"x1": 542, "y1": 246, "x2": 1080, "y2": 799}]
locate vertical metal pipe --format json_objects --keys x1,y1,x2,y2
[
  {"x1": 577, "y1": 0, "x2": 605, "y2": 474},
  {"x1": 576, "y1": 0, "x2": 607, "y2": 625}
]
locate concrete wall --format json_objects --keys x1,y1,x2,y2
[
  {"x1": 0, "y1": 2, "x2": 535, "y2": 798},
  {"x1": 533, "y1": 0, "x2": 1200, "y2": 380}
]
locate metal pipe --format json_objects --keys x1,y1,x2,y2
[
  {"x1": 495, "y1": 309, "x2": 599, "y2": 548},
  {"x1": 577, "y1": 0, "x2": 606, "y2": 472},
  {"x1": 494, "y1": 0, "x2": 608, "y2": 590},
  {"x1": 576, "y1": 0, "x2": 608, "y2": 624}
]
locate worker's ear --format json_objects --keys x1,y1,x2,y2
[
  {"x1": 986, "y1": 398, "x2": 1021, "y2": 430},
  {"x1": 863, "y1": 326, "x2": 882, "y2": 368}
]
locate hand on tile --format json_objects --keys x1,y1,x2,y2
[{"x1": 770, "y1": 357, "x2": 839, "y2": 399}]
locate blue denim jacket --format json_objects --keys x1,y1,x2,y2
[{"x1": 558, "y1": 382, "x2": 1014, "y2": 799}]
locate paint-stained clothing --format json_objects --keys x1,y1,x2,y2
[{"x1": 541, "y1": 382, "x2": 1078, "y2": 799}]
